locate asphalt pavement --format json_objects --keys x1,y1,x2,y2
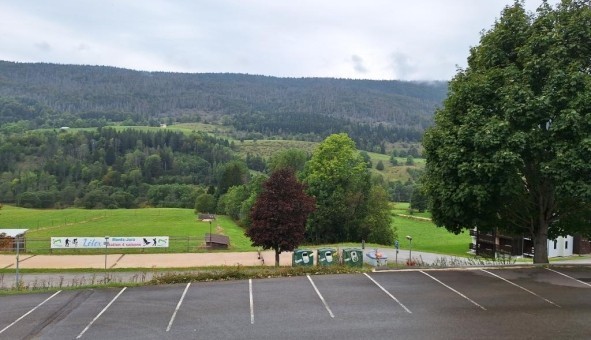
[{"x1": 1, "y1": 267, "x2": 591, "y2": 339}]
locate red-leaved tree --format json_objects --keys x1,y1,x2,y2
[{"x1": 246, "y1": 168, "x2": 316, "y2": 266}]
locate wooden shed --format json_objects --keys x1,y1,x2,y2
[
  {"x1": 0, "y1": 229, "x2": 28, "y2": 252},
  {"x1": 204, "y1": 233, "x2": 230, "y2": 249}
]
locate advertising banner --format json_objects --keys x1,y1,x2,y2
[{"x1": 50, "y1": 236, "x2": 169, "y2": 249}]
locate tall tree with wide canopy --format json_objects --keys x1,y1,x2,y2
[
  {"x1": 246, "y1": 168, "x2": 316, "y2": 266},
  {"x1": 302, "y1": 133, "x2": 371, "y2": 243},
  {"x1": 423, "y1": 0, "x2": 591, "y2": 263}
]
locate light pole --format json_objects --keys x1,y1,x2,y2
[
  {"x1": 104, "y1": 236, "x2": 109, "y2": 282},
  {"x1": 202, "y1": 218, "x2": 213, "y2": 248},
  {"x1": 394, "y1": 239, "x2": 399, "y2": 266},
  {"x1": 15, "y1": 235, "x2": 20, "y2": 289},
  {"x1": 406, "y1": 235, "x2": 413, "y2": 263}
]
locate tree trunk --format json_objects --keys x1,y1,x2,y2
[
  {"x1": 275, "y1": 249, "x2": 280, "y2": 267},
  {"x1": 533, "y1": 221, "x2": 549, "y2": 264}
]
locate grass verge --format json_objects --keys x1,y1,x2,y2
[
  {"x1": 0, "y1": 265, "x2": 371, "y2": 295},
  {"x1": 149, "y1": 265, "x2": 371, "y2": 285}
]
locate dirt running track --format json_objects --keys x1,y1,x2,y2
[{"x1": 0, "y1": 251, "x2": 293, "y2": 269}]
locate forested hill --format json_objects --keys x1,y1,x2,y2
[{"x1": 0, "y1": 61, "x2": 447, "y2": 148}]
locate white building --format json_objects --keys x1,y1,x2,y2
[{"x1": 548, "y1": 235, "x2": 573, "y2": 258}]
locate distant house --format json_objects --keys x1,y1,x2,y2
[
  {"x1": 159, "y1": 123, "x2": 167, "y2": 128},
  {"x1": 470, "y1": 228, "x2": 582, "y2": 258},
  {"x1": 60, "y1": 126, "x2": 70, "y2": 131},
  {"x1": 198, "y1": 213, "x2": 216, "y2": 221}
]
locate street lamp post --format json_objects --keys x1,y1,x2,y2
[
  {"x1": 104, "y1": 236, "x2": 109, "y2": 282},
  {"x1": 406, "y1": 235, "x2": 413, "y2": 263},
  {"x1": 202, "y1": 218, "x2": 213, "y2": 247},
  {"x1": 15, "y1": 235, "x2": 20, "y2": 289}
]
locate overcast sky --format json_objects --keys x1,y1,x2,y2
[{"x1": 0, "y1": 0, "x2": 559, "y2": 81}]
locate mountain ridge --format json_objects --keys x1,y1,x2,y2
[{"x1": 0, "y1": 60, "x2": 448, "y2": 147}]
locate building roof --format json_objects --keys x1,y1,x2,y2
[{"x1": 0, "y1": 229, "x2": 29, "y2": 237}]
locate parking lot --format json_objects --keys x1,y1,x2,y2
[{"x1": 1, "y1": 266, "x2": 590, "y2": 339}]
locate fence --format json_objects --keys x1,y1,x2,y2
[{"x1": 0, "y1": 236, "x2": 213, "y2": 254}]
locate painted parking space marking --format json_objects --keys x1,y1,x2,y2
[
  {"x1": 481, "y1": 270, "x2": 560, "y2": 307},
  {"x1": 420, "y1": 271, "x2": 486, "y2": 310},
  {"x1": 166, "y1": 283, "x2": 190, "y2": 332},
  {"x1": 76, "y1": 287, "x2": 127, "y2": 339},
  {"x1": 249, "y1": 279, "x2": 255, "y2": 324},
  {"x1": 307, "y1": 275, "x2": 335, "y2": 318},
  {"x1": 0, "y1": 290, "x2": 62, "y2": 335},
  {"x1": 364, "y1": 273, "x2": 412, "y2": 314},
  {"x1": 546, "y1": 268, "x2": 591, "y2": 288}
]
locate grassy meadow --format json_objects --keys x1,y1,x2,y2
[
  {"x1": 390, "y1": 202, "x2": 471, "y2": 256},
  {"x1": 0, "y1": 204, "x2": 470, "y2": 256},
  {"x1": 0, "y1": 206, "x2": 257, "y2": 253}
]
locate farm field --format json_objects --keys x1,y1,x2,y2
[{"x1": 0, "y1": 205, "x2": 470, "y2": 256}]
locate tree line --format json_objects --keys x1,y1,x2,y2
[{"x1": 0, "y1": 128, "x2": 235, "y2": 209}]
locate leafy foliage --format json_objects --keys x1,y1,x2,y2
[
  {"x1": 302, "y1": 133, "x2": 371, "y2": 243},
  {"x1": 0, "y1": 128, "x2": 233, "y2": 209},
  {"x1": 267, "y1": 148, "x2": 309, "y2": 174},
  {"x1": 423, "y1": 0, "x2": 591, "y2": 263},
  {"x1": 363, "y1": 186, "x2": 396, "y2": 245},
  {"x1": 246, "y1": 168, "x2": 316, "y2": 266},
  {"x1": 194, "y1": 193, "x2": 216, "y2": 214}
]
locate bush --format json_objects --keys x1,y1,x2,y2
[{"x1": 194, "y1": 193, "x2": 216, "y2": 214}]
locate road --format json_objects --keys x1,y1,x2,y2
[{"x1": 1, "y1": 266, "x2": 590, "y2": 339}]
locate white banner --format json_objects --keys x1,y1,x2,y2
[{"x1": 50, "y1": 236, "x2": 169, "y2": 249}]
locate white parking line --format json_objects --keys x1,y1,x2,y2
[
  {"x1": 0, "y1": 290, "x2": 62, "y2": 335},
  {"x1": 166, "y1": 283, "x2": 191, "y2": 332},
  {"x1": 249, "y1": 279, "x2": 255, "y2": 324},
  {"x1": 546, "y1": 268, "x2": 591, "y2": 287},
  {"x1": 364, "y1": 273, "x2": 412, "y2": 314},
  {"x1": 306, "y1": 275, "x2": 335, "y2": 318},
  {"x1": 420, "y1": 271, "x2": 486, "y2": 310},
  {"x1": 76, "y1": 287, "x2": 127, "y2": 339},
  {"x1": 481, "y1": 270, "x2": 560, "y2": 307}
]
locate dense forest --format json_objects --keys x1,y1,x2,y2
[
  {"x1": 0, "y1": 128, "x2": 236, "y2": 209},
  {"x1": 0, "y1": 126, "x2": 422, "y2": 211},
  {"x1": 0, "y1": 61, "x2": 447, "y2": 150}
]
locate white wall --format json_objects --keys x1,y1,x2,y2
[{"x1": 548, "y1": 236, "x2": 573, "y2": 258}]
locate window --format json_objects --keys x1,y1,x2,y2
[
  {"x1": 565, "y1": 240, "x2": 569, "y2": 249},
  {"x1": 553, "y1": 240, "x2": 557, "y2": 250}
]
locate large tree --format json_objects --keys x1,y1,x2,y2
[
  {"x1": 302, "y1": 133, "x2": 371, "y2": 243},
  {"x1": 423, "y1": 0, "x2": 591, "y2": 264},
  {"x1": 246, "y1": 168, "x2": 316, "y2": 266}
]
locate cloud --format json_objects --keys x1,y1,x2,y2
[
  {"x1": 389, "y1": 52, "x2": 416, "y2": 80},
  {"x1": 35, "y1": 41, "x2": 51, "y2": 52},
  {"x1": 0, "y1": 0, "x2": 562, "y2": 80},
  {"x1": 351, "y1": 55, "x2": 368, "y2": 74}
]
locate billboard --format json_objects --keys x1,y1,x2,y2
[{"x1": 50, "y1": 236, "x2": 169, "y2": 249}]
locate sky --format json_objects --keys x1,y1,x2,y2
[{"x1": 0, "y1": 0, "x2": 559, "y2": 81}]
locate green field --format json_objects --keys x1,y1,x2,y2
[
  {"x1": 0, "y1": 206, "x2": 257, "y2": 253},
  {"x1": 0, "y1": 205, "x2": 470, "y2": 256}
]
